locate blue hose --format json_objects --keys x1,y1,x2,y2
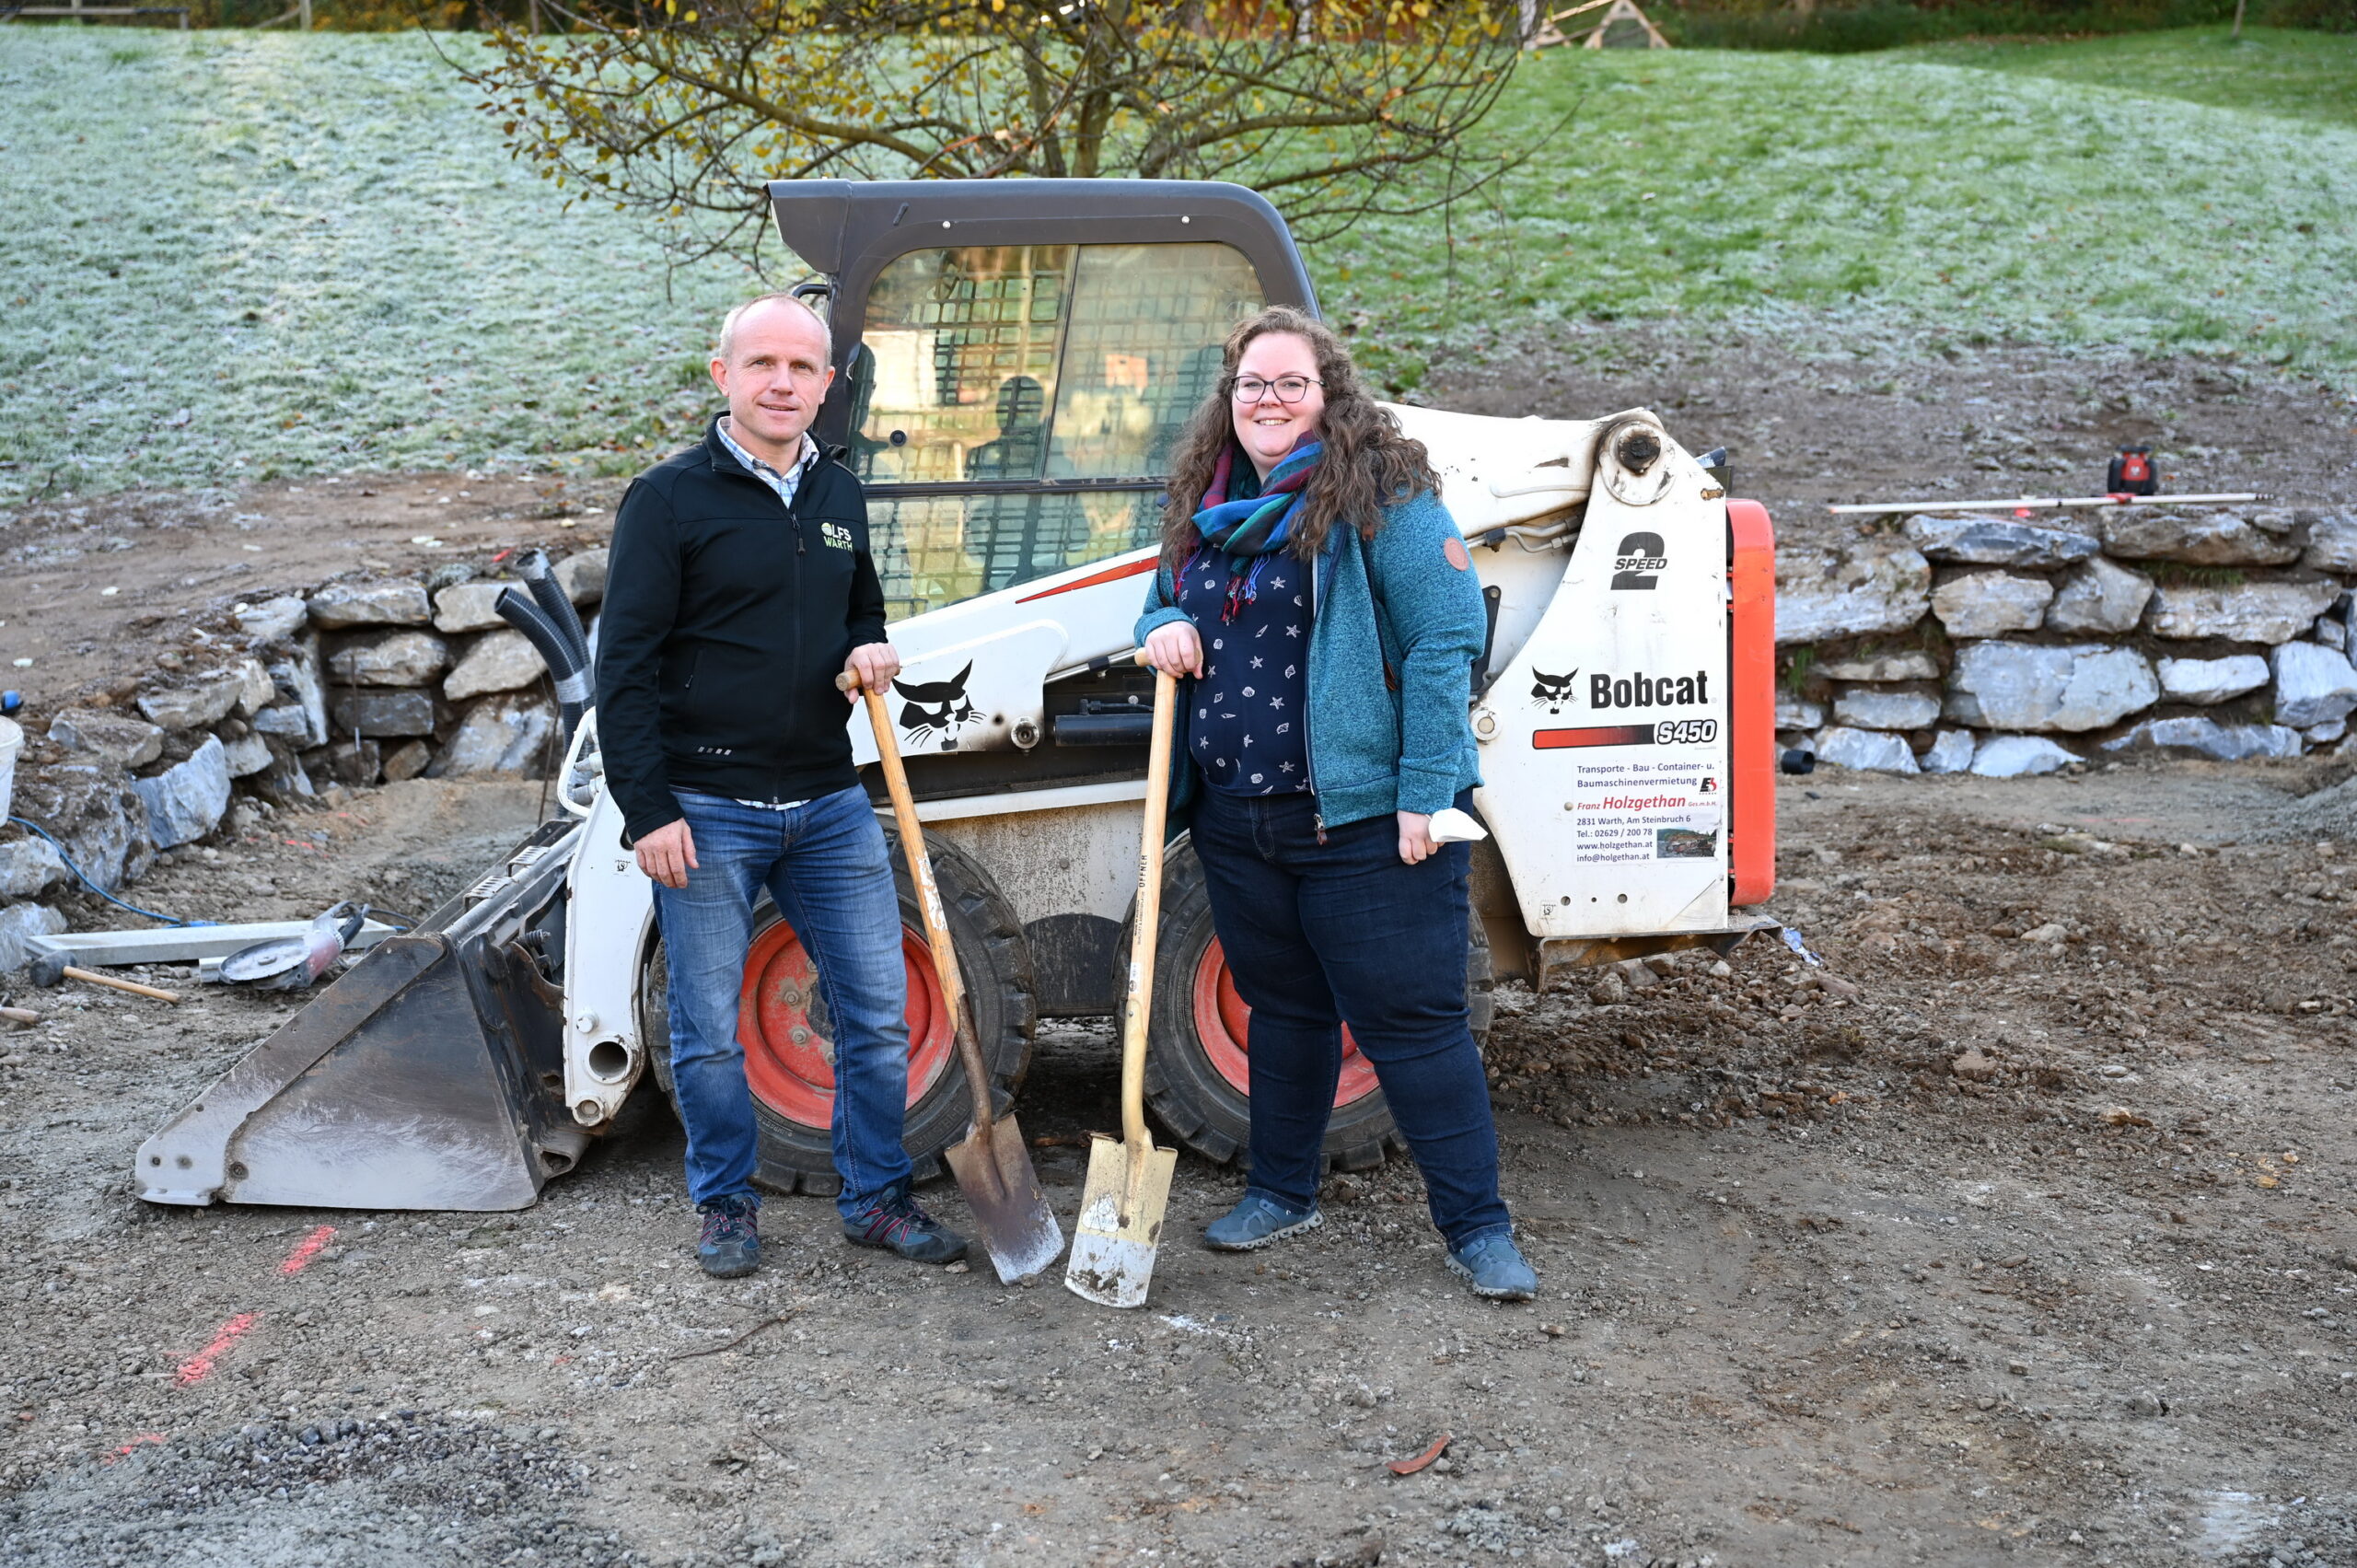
[{"x1": 6, "y1": 815, "x2": 213, "y2": 928}]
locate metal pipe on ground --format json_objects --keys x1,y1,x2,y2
[{"x1": 1829, "y1": 493, "x2": 2267, "y2": 516}]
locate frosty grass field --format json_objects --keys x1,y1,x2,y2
[{"x1": 0, "y1": 26, "x2": 2351, "y2": 502}]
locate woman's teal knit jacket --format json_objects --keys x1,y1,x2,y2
[{"x1": 1134, "y1": 488, "x2": 1487, "y2": 830}]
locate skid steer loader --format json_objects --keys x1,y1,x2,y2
[{"x1": 135, "y1": 178, "x2": 1778, "y2": 1213}]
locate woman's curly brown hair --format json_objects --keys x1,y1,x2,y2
[{"x1": 1159, "y1": 305, "x2": 1439, "y2": 565}]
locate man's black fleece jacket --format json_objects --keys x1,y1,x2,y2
[{"x1": 596, "y1": 420, "x2": 888, "y2": 844}]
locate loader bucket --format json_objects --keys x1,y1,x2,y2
[{"x1": 135, "y1": 820, "x2": 589, "y2": 1212}]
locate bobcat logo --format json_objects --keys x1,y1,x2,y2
[
  {"x1": 894, "y1": 662, "x2": 980, "y2": 747},
  {"x1": 1529, "y1": 668, "x2": 1579, "y2": 714}
]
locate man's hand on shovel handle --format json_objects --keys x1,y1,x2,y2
[
  {"x1": 843, "y1": 642, "x2": 901, "y2": 699},
  {"x1": 635, "y1": 819, "x2": 699, "y2": 889}
]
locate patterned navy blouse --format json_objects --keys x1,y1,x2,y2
[{"x1": 1175, "y1": 546, "x2": 1314, "y2": 797}]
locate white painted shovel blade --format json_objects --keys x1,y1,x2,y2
[{"x1": 1063, "y1": 1225, "x2": 1155, "y2": 1309}]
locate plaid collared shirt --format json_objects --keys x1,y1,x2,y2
[{"x1": 715, "y1": 417, "x2": 819, "y2": 510}]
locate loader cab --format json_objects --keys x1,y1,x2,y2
[{"x1": 766, "y1": 180, "x2": 1318, "y2": 619}]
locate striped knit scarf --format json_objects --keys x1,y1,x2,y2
[{"x1": 1189, "y1": 440, "x2": 1321, "y2": 623}]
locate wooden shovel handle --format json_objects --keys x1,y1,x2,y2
[
  {"x1": 1120, "y1": 667, "x2": 1180, "y2": 1156},
  {"x1": 849, "y1": 678, "x2": 994, "y2": 1136}
]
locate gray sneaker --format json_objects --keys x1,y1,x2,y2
[
  {"x1": 1202, "y1": 1192, "x2": 1323, "y2": 1251},
  {"x1": 1446, "y1": 1232, "x2": 1538, "y2": 1301},
  {"x1": 696, "y1": 1194, "x2": 761, "y2": 1279},
  {"x1": 842, "y1": 1182, "x2": 969, "y2": 1265}
]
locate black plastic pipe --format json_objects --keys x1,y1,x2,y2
[
  {"x1": 516, "y1": 549, "x2": 591, "y2": 674},
  {"x1": 496, "y1": 587, "x2": 589, "y2": 749}
]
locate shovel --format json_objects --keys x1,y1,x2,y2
[
  {"x1": 1065, "y1": 665, "x2": 1181, "y2": 1308},
  {"x1": 846, "y1": 673, "x2": 1065, "y2": 1283}
]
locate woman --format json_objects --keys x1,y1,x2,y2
[{"x1": 1136, "y1": 305, "x2": 1538, "y2": 1301}]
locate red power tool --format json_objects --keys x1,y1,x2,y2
[{"x1": 2107, "y1": 447, "x2": 2159, "y2": 497}]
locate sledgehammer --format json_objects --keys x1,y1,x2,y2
[{"x1": 28, "y1": 954, "x2": 180, "y2": 1004}]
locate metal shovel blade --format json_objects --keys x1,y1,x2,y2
[
  {"x1": 942, "y1": 1110, "x2": 1064, "y2": 1283},
  {"x1": 1063, "y1": 1133, "x2": 1178, "y2": 1308}
]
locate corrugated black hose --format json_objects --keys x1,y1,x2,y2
[
  {"x1": 495, "y1": 588, "x2": 589, "y2": 750},
  {"x1": 516, "y1": 550, "x2": 592, "y2": 674}
]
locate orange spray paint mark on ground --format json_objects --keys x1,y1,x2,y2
[
  {"x1": 104, "y1": 1433, "x2": 166, "y2": 1464},
  {"x1": 175, "y1": 1313, "x2": 261, "y2": 1388},
  {"x1": 278, "y1": 1225, "x2": 337, "y2": 1275}
]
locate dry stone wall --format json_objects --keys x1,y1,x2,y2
[
  {"x1": 0, "y1": 549, "x2": 605, "y2": 966},
  {"x1": 1777, "y1": 506, "x2": 2357, "y2": 777}
]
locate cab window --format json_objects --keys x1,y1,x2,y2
[{"x1": 853, "y1": 241, "x2": 1263, "y2": 618}]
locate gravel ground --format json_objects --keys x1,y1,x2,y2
[{"x1": 2, "y1": 759, "x2": 2354, "y2": 1567}]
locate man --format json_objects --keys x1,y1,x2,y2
[{"x1": 597, "y1": 293, "x2": 968, "y2": 1278}]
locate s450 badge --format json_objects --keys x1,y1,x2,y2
[{"x1": 1533, "y1": 717, "x2": 1720, "y2": 750}]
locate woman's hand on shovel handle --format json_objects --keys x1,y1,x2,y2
[
  {"x1": 843, "y1": 642, "x2": 901, "y2": 699},
  {"x1": 1144, "y1": 622, "x2": 1202, "y2": 678}
]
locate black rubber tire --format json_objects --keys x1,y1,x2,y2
[
  {"x1": 1138, "y1": 833, "x2": 1493, "y2": 1174},
  {"x1": 635, "y1": 828, "x2": 1035, "y2": 1196}
]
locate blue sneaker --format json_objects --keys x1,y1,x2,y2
[
  {"x1": 1446, "y1": 1232, "x2": 1538, "y2": 1301},
  {"x1": 696, "y1": 1194, "x2": 761, "y2": 1279},
  {"x1": 842, "y1": 1181, "x2": 969, "y2": 1265},
  {"x1": 1202, "y1": 1192, "x2": 1323, "y2": 1252}
]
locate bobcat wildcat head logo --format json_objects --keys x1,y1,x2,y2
[
  {"x1": 1529, "y1": 669, "x2": 1579, "y2": 714},
  {"x1": 894, "y1": 662, "x2": 980, "y2": 747}
]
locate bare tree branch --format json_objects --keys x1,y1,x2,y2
[{"x1": 457, "y1": 0, "x2": 1527, "y2": 273}]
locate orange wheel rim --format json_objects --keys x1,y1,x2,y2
[
  {"x1": 737, "y1": 919, "x2": 957, "y2": 1130},
  {"x1": 1190, "y1": 935, "x2": 1377, "y2": 1108}
]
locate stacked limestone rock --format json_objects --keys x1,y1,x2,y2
[
  {"x1": 1774, "y1": 508, "x2": 2357, "y2": 777},
  {"x1": 0, "y1": 549, "x2": 606, "y2": 969}
]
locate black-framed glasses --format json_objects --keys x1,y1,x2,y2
[{"x1": 1230, "y1": 374, "x2": 1322, "y2": 405}]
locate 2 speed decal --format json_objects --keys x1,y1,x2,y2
[{"x1": 1609, "y1": 531, "x2": 1667, "y2": 591}]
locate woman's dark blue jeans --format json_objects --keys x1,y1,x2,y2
[{"x1": 1188, "y1": 786, "x2": 1511, "y2": 1249}]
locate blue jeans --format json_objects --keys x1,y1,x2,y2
[
  {"x1": 652, "y1": 785, "x2": 911, "y2": 1218},
  {"x1": 1189, "y1": 787, "x2": 1511, "y2": 1249}
]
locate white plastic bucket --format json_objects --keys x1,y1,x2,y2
[{"x1": 0, "y1": 715, "x2": 18, "y2": 827}]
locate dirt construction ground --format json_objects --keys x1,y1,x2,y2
[{"x1": 3, "y1": 758, "x2": 2356, "y2": 1568}]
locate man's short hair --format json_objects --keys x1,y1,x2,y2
[{"x1": 716, "y1": 293, "x2": 833, "y2": 366}]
